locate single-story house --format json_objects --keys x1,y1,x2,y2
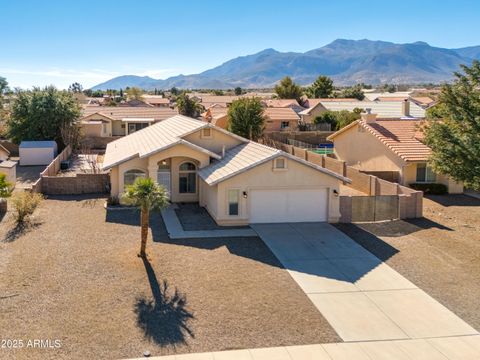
[
  {"x1": 103, "y1": 115, "x2": 349, "y2": 225},
  {"x1": 202, "y1": 107, "x2": 229, "y2": 129},
  {"x1": 262, "y1": 99, "x2": 305, "y2": 114},
  {"x1": 263, "y1": 107, "x2": 300, "y2": 132},
  {"x1": 327, "y1": 113, "x2": 463, "y2": 194},
  {"x1": 79, "y1": 106, "x2": 178, "y2": 138},
  {"x1": 19, "y1": 141, "x2": 58, "y2": 166},
  {"x1": 300, "y1": 99, "x2": 425, "y2": 124},
  {"x1": 142, "y1": 95, "x2": 171, "y2": 107},
  {"x1": 195, "y1": 95, "x2": 240, "y2": 109}
]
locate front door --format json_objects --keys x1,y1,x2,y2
[{"x1": 157, "y1": 159, "x2": 172, "y2": 199}]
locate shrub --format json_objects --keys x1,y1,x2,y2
[
  {"x1": 409, "y1": 183, "x2": 448, "y2": 195},
  {"x1": 10, "y1": 191, "x2": 43, "y2": 223},
  {"x1": 107, "y1": 195, "x2": 120, "y2": 206},
  {"x1": 0, "y1": 173, "x2": 12, "y2": 198}
]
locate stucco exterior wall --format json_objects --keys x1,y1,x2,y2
[
  {"x1": 333, "y1": 122, "x2": 405, "y2": 173},
  {"x1": 301, "y1": 104, "x2": 327, "y2": 124},
  {"x1": 210, "y1": 156, "x2": 342, "y2": 225},
  {"x1": 183, "y1": 128, "x2": 242, "y2": 153},
  {"x1": 199, "y1": 180, "x2": 218, "y2": 218},
  {"x1": 82, "y1": 123, "x2": 103, "y2": 137},
  {"x1": 110, "y1": 143, "x2": 211, "y2": 202},
  {"x1": 264, "y1": 119, "x2": 299, "y2": 132},
  {"x1": 112, "y1": 120, "x2": 125, "y2": 136},
  {"x1": 404, "y1": 162, "x2": 464, "y2": 194}
]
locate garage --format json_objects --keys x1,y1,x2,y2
[
  {"x1": 250, "y1": 188, "x2": 328, "y2": 223},
  {"x1": 19, "y1": 141, "x2": 58, "y2": 166}
]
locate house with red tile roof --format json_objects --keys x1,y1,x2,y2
[{"x1": 327, "y1": 113, "x2": 463, "y2": 193}]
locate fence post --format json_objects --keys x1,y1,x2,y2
[{"x1": 321, "y1": 155, "x2": 326, "y2": 168}]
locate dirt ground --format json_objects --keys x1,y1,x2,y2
[
  {"x1": 0, "y1": 196, "x2": 339, "y2": 360},
  {"x1": 336, "y1": 194, "x2": 480, "y2": 331}
]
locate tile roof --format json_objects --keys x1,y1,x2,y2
[
  {"x1": 198, "y1": 141, "x2": 349, "y2": 185},
  {"x1": 263, "y1": 107, "x2": 300, "y2": 121},
  {"x1": 102, "y1": 115, "x2": 219, "y2": 169},
  {"x1": 329, "y1": 119, "x2": 431, "y2": 162},
  {"x1": 320, "y1": 100, "x2": 425, "y2": 118},
  {"x1": 81, "y1": 106, "x2": 178, "y2": 121},
  {"x1": 142, "y1": 96, "x2": 170, "y2": 104},
  {"x1": 306, "y1": 98, "x2": 357, "y2": 108},
  {"x1": 262, "y1": 99, "x2": 301, "y2": 108}
]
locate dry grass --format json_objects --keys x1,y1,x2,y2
[
  {"x1": 0, "y1": 195, "x2": 339, "y2": 360},
  {"x1": 335, "y1": 194, "x2": 480, "y2": 331}
]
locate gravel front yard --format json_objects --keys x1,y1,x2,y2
[
  {"x1": 335, "y1": 194, "x2": 480, "y2": 331},
  {"x1": 0, "y1": 196, "x2": 339, "y2": 360}
]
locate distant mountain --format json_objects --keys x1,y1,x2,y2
[{"x1": 91, "y1": 39, "x2": 480, "y2": 90}]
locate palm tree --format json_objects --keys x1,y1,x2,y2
[
  {"x1": 124, "y1": 177, "x2": 169, "y2": 258},
  {"x1": 176, "y1": 93, "x2": 203, "y2": 117}
]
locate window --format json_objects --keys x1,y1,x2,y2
[
  {"x1": 228, "y1": 189, "x2": 239, "y2": 216},
  {"x1": 128, "y1": 122, "x2": 149, "y2": 134},
  {"x1": 416, "y1": 163, "x2": 436, "y2": 182},
  {"x1": 201, "y1": 128, "x2": 212, "y2": 138},
  {"x1": 281, "y1": 121, "x2": 289, "y2": 129},
  {"x1": 274, "y1": 158, "x2": 287, "y2": 170},
  {"x1": 102, "y1": 123, "x2": 107, "y2": 135},
  {"x1": 124, "y1": 169, "x2": 146, "y2": 188},
  {"x1": 179, "y1": 162, "x2": 196, "y2": 193}
]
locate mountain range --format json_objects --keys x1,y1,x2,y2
[{"x1": 91, "y1": 39, "x2": 480, "y2": 90}]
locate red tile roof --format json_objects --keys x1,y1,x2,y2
[{"x1": 363, "y1": 120, "x2": 431, "y2": 162}]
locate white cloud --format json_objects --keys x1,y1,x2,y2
[{"x1": 0, "y1": 67, "x2": 179, "y2": 89}]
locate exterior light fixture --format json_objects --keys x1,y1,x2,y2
[
  {"x1": 333, "y1": 189, "x2": 339, "y2": 197},
  {"x1": 243, "y1": 191, "x2": 248, "y2": 199}
]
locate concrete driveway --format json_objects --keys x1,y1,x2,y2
[{"x1": 252, "y1": 223, "x2": 478, "y2": 342}]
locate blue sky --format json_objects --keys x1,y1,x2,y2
[{"x1": 1, "y1": 0, "x2": 479, "y2": 89}]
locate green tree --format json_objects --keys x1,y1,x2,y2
[
  {"x1": 234, "y1": 87, "x2": 243, "y2": 96},
  {"x1": 424, "y1": 60, "x2": 480, "y2": 190},
  {"x1": 123, "y1": 177, "x2": 169, "y2": 258},
  {"x1": 68, "y1": 82, "x2": 83, "y2": 93},
  {"x1": 176, "y1": 93, "x2": 203, "y2": 117},
  {"x1": 274, "y1": 76, "x2": 303, "y2": 102},
  {"x1": 7, "y1": 86, "x2": 80, "y2": 144},
  {"x1": 338, "y1": 84, "x2": 365, "y2": 100},
  {"x1": 0, "y1": 173, "x2": 12, "y2": 198},
  {"x1": 170, "y1": 87, "x2": 179, "y2": 95},
  {"x1": 126, "y1": 87, "x2": 144, "y2": 100},
  {"x1": 314, "y1": 110, "x2": 361, "y2": 130},
  {"x1": 307, "y1": 75, "x2": 334, "y2": 98},
  {"x1": 227, "y1": 98, "x2": 265, "y2": 140},
  {"x1": 0, "y1": 77, "x2": 9, "y2": 123}
]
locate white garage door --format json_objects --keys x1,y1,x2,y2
[{"x1": 250, "y1": 188, "x2": 328, "y2": 223}]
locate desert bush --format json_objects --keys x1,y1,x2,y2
[
  {"x1": 0, "y1": 173, "x2": 12, "y2": 198},
  {"x1": 10, "y1": 191, "x2": 43, "y2": 223}
]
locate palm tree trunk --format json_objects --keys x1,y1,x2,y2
[{"x1": 139, "y1": 207, "x2": 149, "y2": 257}]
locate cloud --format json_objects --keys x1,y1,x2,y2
[{"x1": 0, "y1": 67, "x2": 179, "y2": 89}]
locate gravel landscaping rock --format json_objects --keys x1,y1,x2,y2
[
  {"x1": 0, "y1": 195, "x2": 339, "y2": 360},
  {"x1": 335, "y1": 194, "x2": 480, "y2": 332}
]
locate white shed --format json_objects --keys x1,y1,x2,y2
[{"x1": 19, "y1": 141, "x2": 58, "y2": 166}]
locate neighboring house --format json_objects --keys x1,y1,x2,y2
[
  {"x1": 79, "y1": 106, "x2": 178, "y2": 138},
  {"x1": 262, "y1": 99, "x2": 305, "y2": 114},
  {"x1": 202, "y1": 107, "x2": 229, "y2": 129},
  {"x1": 121, "y1": 99, "x2": 153, "y2": 107},
  {"x1": 410, "y1": 96, "x2": 436, "y2": 108},
  {"x1": 103, "y1": 115, "x2": 349, "y2": 224},
  {"x1": 300, "y1": 99, "x2": 425, "y2": 124},
  {"x1": 201, "y1": 106, "x2": 300, "y2": 133},
  {"x1": 142, "y1": 95, "x2": 171, "y2": 107},
  {"x1": 364, "y1": 91, "x2": 413, "y2": 101},
  {"x1": 263, "y1": 107, "x2": 300, "y2": 132},
  {"x1": 327, "y1": 113, "x2": 463, "y2": 194},
  {"x1": 196, "y1": 95, "x2": 240, "y2": 109}
]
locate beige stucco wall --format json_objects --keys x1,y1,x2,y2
[
  {"x1": 183, "y1": 128, "x2": 242, "y2": 154},
  {"x1": 81, "y1": 113, "x2": 113, "y2": 137},
  {"x1": 264, "y1": 119, "x2": 299, "y2": 132},
  {"x1": 403, "y1": 162, "x2": 464, "y2": 194},
  {"x1": 207, "y1": 156, "x2": 342, "y2": 225},
  {"x1": 199, "y1": 180, "x2": 218, "y2": 218},
  {"x1": 301, "y1": 104, "x2": 327, "y2": 124},
  {"x1": 0, "y1": 164, "x2": 16, "y2": 187},
  {"x1": 112, "y1": 120, "x2": 125, "y2": 136},
  {"x1": 110, "y1": 143, "x2": 211, "y2": 202},
  {"x1": 81, "y1": 123, "x2": 103, "y2": 137},
  {"x1": 333, "y1": 123, "x2": 405, "y2": 173}
]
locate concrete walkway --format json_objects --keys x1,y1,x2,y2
[
  {"x1": 251, "y1": 223, "x2": 478, "y2": 342},
  {"x1": 161, "y1": 205, "x2": 257, "y2": 239},
  {"x1": 127, "y1": 335, "x2": 480, "y2": 359}
]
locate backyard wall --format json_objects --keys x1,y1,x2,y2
[
  {"x1": 265, "y1": 138, "x2": 423, "y2": 222},
  {"x1": 42, "y1": 173, "x2": 110, "y2": 195}
]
